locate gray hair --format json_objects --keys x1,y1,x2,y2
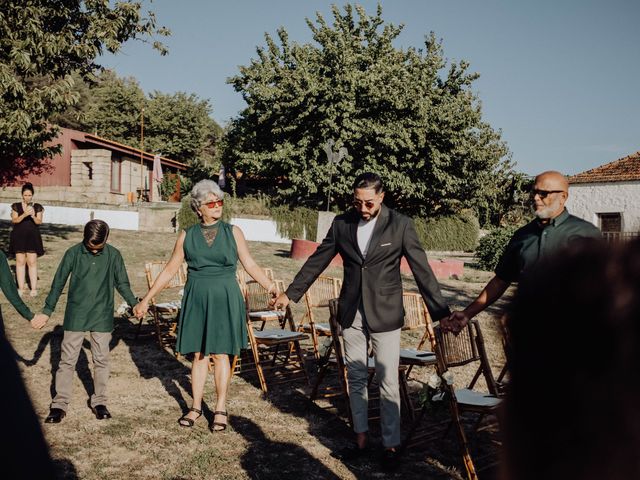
[{"x1": 190, "y1": 179, "x2": 224, "y2": 213}]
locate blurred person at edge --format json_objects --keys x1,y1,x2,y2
[{"x1": 502, "y1": 239, "x2": 640, "y2": 480}]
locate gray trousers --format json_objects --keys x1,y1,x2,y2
[
  {"x1": 342, "y1": 308, "x2": 401, "y2": 448},
  {"x1": 51, "y1": 331, "x2": 112, "y2": 411}
]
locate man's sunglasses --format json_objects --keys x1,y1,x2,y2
[
  {"x1": 203, "y1": 200, "x2": 224, "y2": 208},
  {"x1": 353, "y1": 199, "x2": 377, "y2": 209},
  {"x1": 530, "y1": 189, "x2": 564, "y2": 199}
]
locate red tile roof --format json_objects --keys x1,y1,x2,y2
[{"x1": 569, "y1": 151, "x2": 640, "y2": 184}]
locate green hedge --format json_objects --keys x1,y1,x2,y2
[
  {"x1": 413, "y1": 212, "x2": 479, "y2": 251},
  {"x1": 270, "y1": 206, "x2": 318, "y2": 241},
  {"x1": 475, "y1": 225, "x2": 518, "y2": 271}
]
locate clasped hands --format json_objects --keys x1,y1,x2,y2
[
  {"x1": 440, "y1": 310, "x2": 469, "y2": 335},
  {"x1": 30, "y1": 313, "x2": 49, "y2": 330},
  {"x1": 132, "y1": 299, "x2": 149, "y2": 319}
]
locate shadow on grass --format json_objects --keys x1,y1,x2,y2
[
  {"x1": 15, "y1": 317, "x2": 193, "y2": 414},
  {"x1": 15, "y1": 325, "x2": 95, "y2": 401},
  {"x1": 52, "y1": 458, "x2": 79, "y2": 479},
  {"x1": 111, "y1": 316, "x2": 192, "y2": 412},
  {"x1": 234, "y1": 415, "x2": 342, "y2": 480}
]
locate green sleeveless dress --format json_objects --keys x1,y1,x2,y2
[{"x1": 175, "y1": 222, "x2": 247, "y2": 355}]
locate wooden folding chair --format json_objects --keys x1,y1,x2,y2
[
  {"x1": 310, "y1": 299, "x2": 415, "y2": 425},
  {"x1": 404, "y1": 319, "x2": 501, "y2": 480},
  {"x1": 236, "y1": 267, "x2": 275, "y2": 298},
  {"x1": 299, "y1": 275, "x2": 342, "y2": 359},
  {"x1": 136, "y1": 261, "x2": 187, "y2": 350},
  {"x1": 400, "y1": 292, "x2": 437, "y2": 378},
  {"x1": 231, "y1": 279, "x2": 310, "y2": 394},
  {"x1": 244, "y1": 278, "x2": 287, "y2": 330}
]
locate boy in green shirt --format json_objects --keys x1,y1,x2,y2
[{"x1": 40, "y1": 220, "x2": 138, "y2": 423}]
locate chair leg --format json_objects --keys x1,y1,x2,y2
[
  {"x1": 310, "y1": 364, "x2": 327, "y2": 400},
  {"x1": 399, "y1": 371, "x2": 415, "y2": 421},
  {"x1": 248, "y1": 337, "x2": 268, "y2": 395},
  {"x1": 134, "y1": 316, "x2": 144, "y2": 340},
  {"x1": 292, "y1": 340, "x2": 310, "y2": 385},
  {"x1": 448, "y1": 396, "x2": 479, "y2": 480}
]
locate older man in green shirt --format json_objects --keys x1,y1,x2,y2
[
  {"x1": 41, "y1": 220, "x2": 138, "y2": 423},
  {"x1": 443, "y1": 171, "x2": 601, "y2": 333}
]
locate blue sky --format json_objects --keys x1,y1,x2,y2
[{"x1": 102, "y1": 0, "x2": 640, "y2": 175}]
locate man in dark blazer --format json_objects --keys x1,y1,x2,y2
[{"x1": 273, "y1": 172, "x2": 450, "y2": 470}]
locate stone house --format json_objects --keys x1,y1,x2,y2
[
  {"x1": 0, "y1": 128, "x2": 188, "y2": 232},
  {"x1": 567, "y1": 150, "x2": 640, "y2": 241}
]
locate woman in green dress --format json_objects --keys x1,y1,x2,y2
[{"x1": 134, "y1": 180, "x2": 276, "y2": 431}]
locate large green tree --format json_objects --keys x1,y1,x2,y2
[
  {"x1": 0, "y1": 0, "x2": 169, "y2": 183},
  {"x1": 224, "y1": 4, "x2": 511, "y2": 217},
  {"x1": 145, "y1": 91, "x2": 221, "y2": 163}
]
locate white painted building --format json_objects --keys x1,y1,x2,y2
[{"x1": 567, "y1": 151, "x2": 640, "y2": 239}]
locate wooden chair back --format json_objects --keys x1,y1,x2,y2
[
  {"x1": 145, "y1": 260, "x2": 187, "y2": 290},
  {"x1": 245, "y1": 279, "x2": 284, "y2": 311},
  {"x1": 236, "y1": 267, "x2": 275, "y2": 296},
  {"x1": 301, "y1": 276, "x2": 342, "y2": 358},
  {"x1": 138, "y1": 260, "x2": 187, "y2": 350},
  {"x1": 304, "y1": 276, "x2": 342, "y2": 309},
  {"x1": 435, "y1": 319, "x2": 498, "y2": 395}
]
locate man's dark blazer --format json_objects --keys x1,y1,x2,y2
[{"x1": 285, "y1": 205, "x2": 451, "y2": 332}]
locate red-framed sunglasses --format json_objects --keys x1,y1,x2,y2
[{"x1": 203, "y1": 200, "x2": 224, "y2": 208}]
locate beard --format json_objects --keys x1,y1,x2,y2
[{"x1": 532, "y1": 201, "x2": 561, "y2": 220}]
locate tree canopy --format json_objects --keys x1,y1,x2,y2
[
  {"x1": 224, "y1": 4, "x2": 512, "y2": 218},
  {"x1": 54, "y1": 70, "x2": 222, "y2": 167},
  {"x1": 0, "y1": 0, "x2": 169, "y2": 183}
]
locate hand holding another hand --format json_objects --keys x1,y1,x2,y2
[
  {"x1": 269, "y1": 292, "x2": 290, "y2": 310},
  {"x1": 441, "y1": 311, "x2": 469, "y2": 335},
  {"x1": 30, "y1": 313, "x2": 49, "y2": 329},
  {"x1": 133, "y1": 301, "x2": 149, "y2": 319}
]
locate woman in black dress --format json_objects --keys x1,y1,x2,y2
[{"x1": 9, "y1": 183, "x2": 44, "y2": 297}]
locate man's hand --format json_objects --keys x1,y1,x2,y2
[
  {"x1": 441, "y1": 311, "x2": 469, "y2": 334},
  {"x1": 270, "y1": 292, "x2": 290, "y2": 310},
  {"x1": 133, "y1": 300, "x2": 149, "y2": 319},
  {"x1": 30, "y1": 313, "x2": 49, "y2": 329}
]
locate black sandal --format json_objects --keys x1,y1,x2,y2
[
  {"x1": 178, "y1": 407, "x2": 202, "y2": 427},
  {"x1": 211, "y1": 410, "x2": 228, "y2": 432}
]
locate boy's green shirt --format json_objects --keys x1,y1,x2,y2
[{"x1": 43, "y1": 243, "x2": 137, "y2": 332}]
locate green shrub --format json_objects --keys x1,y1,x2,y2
[
  {"x1": 475, "y1": 225, "x2": 519, "y2": 271},
  {"x1": 413, "y1": 212, "x2": 479, "y2": 251},
  {"x1": 227, "y1": 194, "x2": 272, "y2": 217},
  {"x1": 270, "y1": 206, "x2": 318, "y2": 241}
]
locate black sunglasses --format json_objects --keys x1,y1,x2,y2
[{"x1": 530, "y1": 189, "x2": 564, "y2": 199}]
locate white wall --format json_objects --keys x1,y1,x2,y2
[
  {"x1": 230, "y1": 217, "x2": 290, "y2": 244},
  {"x1": 0, "y1": 203, "x2": 139, "y2": 231},
  {"x1": 567, "y1": 181, "x2": 640, "y2": 232},
  {"x1": 0, "y1": 202, "x2": 291, "y2": 242}
]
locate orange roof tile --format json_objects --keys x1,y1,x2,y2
[{"x1": 569, "y1": 151, "x2": 640, "y2": 184}]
